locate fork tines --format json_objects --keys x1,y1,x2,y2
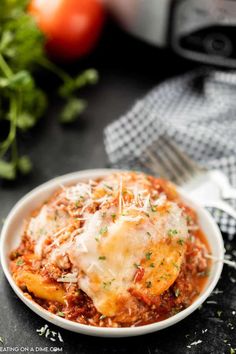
[{"x1": 143, "y1": 136, "x2": 205, "y2": 186}]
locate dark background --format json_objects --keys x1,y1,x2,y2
[{"x1": 0, "y1": 22, "x2": 236, "y2": 354}]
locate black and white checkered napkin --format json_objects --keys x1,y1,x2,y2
[{"x1": 104, "y1": 69, "x2": 236, "y2": 239}]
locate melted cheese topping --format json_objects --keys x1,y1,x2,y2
[
  {"x1": 68, "y1": 203, "x2": 187, "y2": 317},
  {"x1": 27, "y1": 206, "x2": 70, "y2": 257},
  {"x1": 26, "y1": 172, "x2": 189, "y2": 318}
]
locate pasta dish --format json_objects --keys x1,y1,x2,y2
[{"x1": 10, "y1": 171, "x2": 210, "y2": 327}]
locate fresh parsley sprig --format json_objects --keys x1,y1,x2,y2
[{"x1": 0, "y1": 0, "x2": 98, "y2": 180}]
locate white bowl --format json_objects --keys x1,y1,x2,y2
[{"x1": 0, "y1": 169, "x2": 224, "y2": 337}]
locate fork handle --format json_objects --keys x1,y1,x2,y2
[{"x1": 204, "y1": 200, "x2": 236, "y2": 220}]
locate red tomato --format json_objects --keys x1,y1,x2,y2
[{"x1": 29, "y1": 0, "x2": 105, "y2": 60}]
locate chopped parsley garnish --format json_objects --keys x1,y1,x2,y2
[
  {"x1": 168, "y1": 229, "x2": 178, "y2": 237},
  {"x1": 177, "y1": 238, "x2": 185, "y2": 246},
  {"x1": 111, "y1": 214, "x2": 116, "y2": 221},
  {"x1": 16, "y1": 258, "x2": 24, "y2": 266},
  {"x1": 98, "y1": 256, "x2": 106, "y2": 261},
  {"x1": 149, "y1": 263, "x2": 155, "y2": 268},
  {"x1": 146, "y1": 281, "x2": 152, "y2": 288},
  {"x1": 95, "y1": 237, "x2": 100, "y2": 242},
  {"x1": 99, "y1": 226, "x2": 108, "y2": 235},
  {"x1": 134, "y1": 263, "x2": 141, "y2": 269},
  {"x1": 145, "y1": 252, "x2": 152, "y2": 260},
  {"x1": 103, "y1": 279, "x2": 115, "y2": 289},
  {"x1": 57, "y1": 311, "x2": 65, "y2": 317},
  {"x1": 160, "y1": 273, "x2": 171, "y2": 280},
  {"x1": 189, "y1": 235, "x2": 195, "y2": 242},
  {"x1": 103, "y1": 282, "x2": 109, "y2": 289},
  {"x1": 104, "y1": 184, "x2": 113, "y2": 191},
  {"x1": 172, "y1": 262, "x2": 179, "y2": 270},
  {"x1": 186, "y1": 215, "x2": 192, "y2": 223},
  {"x1": 149, "y1": 202, "x2": 157, "y2": 212}
]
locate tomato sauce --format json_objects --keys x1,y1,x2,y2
[{"x1": 10, "y1": 173, "x2": 211, "y2": 328}]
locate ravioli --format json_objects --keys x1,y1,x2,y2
[
  {"x1": 68, "y1": 183, "x2": 188, "y2": 318},
  {"x1": 24, "y1": 172, "x2": 189, "y2": 320}
]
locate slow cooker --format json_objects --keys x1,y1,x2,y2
[{"x1": 106, "y1": 0, "x2": 236, "y2": 68}]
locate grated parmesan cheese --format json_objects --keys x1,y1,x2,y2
[{"x1": 57, "y1": 273, "x2": 78, "y2": 283}]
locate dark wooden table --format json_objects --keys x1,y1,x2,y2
[{"x1": 0, "y1": 23, "x2": 235, "y2": 354}]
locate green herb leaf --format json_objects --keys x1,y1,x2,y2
[
  {"x1": 59, "y1": 70, "x2": 98, "y2": 97},
  {"x1": 98, "y1": 256, "x2": 106, "y2": 261},
  {"x1": 168, "y1": 229, "x2": 178, "y2": 237},
  {"x1": 186, "y1": 215, "x2": 192, "y2": 223},
  {"x1": 103, "y1": 184, "x2": 113, "y2": 191},
  {"x1": 134, "y1": 263, "x2": 141, "y2": 269},
  {"x1": 103, "y1": 279, "x2": 115, "y2": 289},
  {"x1": 149, "y1": 202, "x2": 157, "y2": 212},
  {"x1": 16, "y1": 112, "x2": 36, "y2": 131},
  {"x1": 80, "y1": 69, "x2": 99, "y2": 85},
  {"x1": 8, "y1": 70, "x2": 34, "y2": 90},
  {"x1": 59, "y1": 98, "x2": 87, "y2": 123},
  {"x1": 57, "y1": 311, "x2": 65, "y2": 318},
  {"x1": 172, "y1": 262, "x2": 179, "y2": 270},
  {"x1": 0, "y1": 159, "x2": 16, "y2": 180},
  {"x1": 0, "y1": 71, "x2": 34, "y2": 90},
  {"x1": 177, "y1": 238, "x2": 185, "y2": 246},
  {"x1": 16, "y1": 258, "x2": 24, "y2": 266},
  {"x1": 17, "y1": 156, "x2": 32, "y2": 175},
  {"x1": 145, "y1": 252, "x2": 152, "y2": 260},
  {"x1": 99, "y1": 226, "x2": 108, "y2": 235},
  {"x1": 0, "y1": 31, "x2": 13, "y2": 52}
]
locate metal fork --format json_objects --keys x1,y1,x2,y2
[{"x1": 143, "y1": 136, "x2": 236, "y2": 219}]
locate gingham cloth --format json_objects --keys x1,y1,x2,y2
[{"x1": 104, "y1": 69, "x2": 236, "y2": 239}]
